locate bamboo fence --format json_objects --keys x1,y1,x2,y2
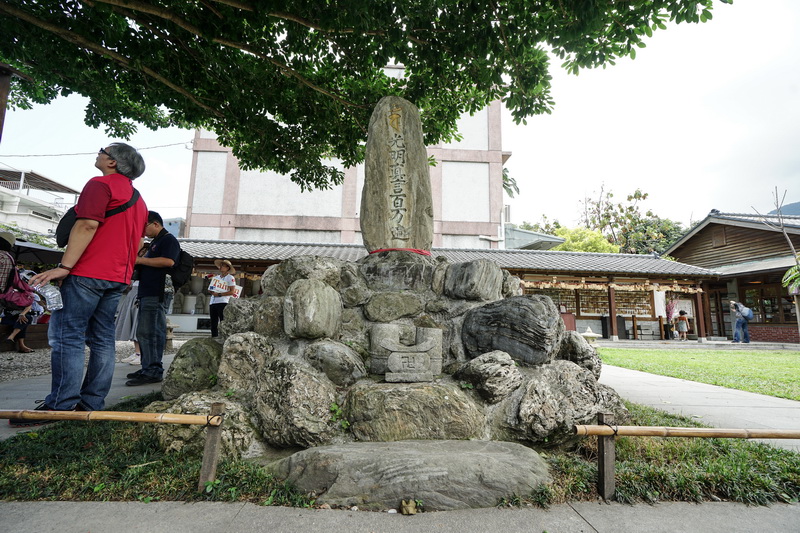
[
  {"x1": 0, "y1": 403, "x2": 226, "y2": 492},
  {"x1": 574, "y1": 414, "x2": 800, "y2": 501}
]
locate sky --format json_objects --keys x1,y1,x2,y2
[
  {"x1": 502, "y1": 0, "x2": 800, "y2": 227},
  {"x1": 1, "y1": 0, "x2": 798, "y2": 227}
]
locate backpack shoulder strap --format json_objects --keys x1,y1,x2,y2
[{"x1": 105, "y1": 188, "x2": 140, "y2": 218}]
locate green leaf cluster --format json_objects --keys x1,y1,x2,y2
[
  {"x1": 782, "y1": 258, "x2": 800, "y2": 294},
  {"x1": 1, "y1": 0, "x2": 728, "y2": 190}
]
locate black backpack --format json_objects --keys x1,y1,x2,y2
[
  {"x1": 56, "y1": 189, "x2": 140, "y2": 247},
  {"x1": 168, "y1": 249, "x2": 194, "y2": 290}
]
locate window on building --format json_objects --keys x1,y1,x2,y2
[{"x1": 742, "y1": 284, "x2": 794, "y2": 323}]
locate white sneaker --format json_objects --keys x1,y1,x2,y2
[
  {"x1": 120, "y1": 353, "x2": 139, "y2": 364},
  {"x1": 127, "y1": 354, "x2": 141, "y2": 365}
]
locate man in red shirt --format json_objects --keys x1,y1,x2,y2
[{"x1": 10, "y1": 143, "x2": 149, "y2": 427}]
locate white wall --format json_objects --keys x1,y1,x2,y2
[
  {"x1": 442, "y1": 108, "x2": 489, "y2": 151},
  {"x1": 191, "y1": 152, "x2": 227, "y2": 214},
  {"x1": 237, "y1": 164, "x2": 345, "y2": 217},
  {"x1": 187, "y1": 226, "x2": 221, "y2": 239},
  {"x1": 235, "y1": 228, "x2": 341, "y2": 243},
  {"x1": 440, "y1": 234, "x2": 490, "y2": 249},
  {"x1": 441, "y1": 162, "x2": 490, "y2": 222}
]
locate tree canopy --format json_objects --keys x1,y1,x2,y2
[
  {"x1": 580, "y1": 186, "x2": 687, "y2": 255},
  {"x1": 549, "y1": 226, "x2": 619, "y2": 253},
  {"x1": 0, "y1": 0, "x2": 729, "y2": 190},
  {"x1": 520, "y1": 187, "x2": 688, "y2": 254}
]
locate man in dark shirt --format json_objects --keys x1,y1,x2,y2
[{"x1": 127, "y1": 211, "x2": 180, "y2": 385}]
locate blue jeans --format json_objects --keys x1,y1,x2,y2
[
  {"x1": 137, "y1": 296, "x2": 169, "y2": 379},
  {"x1": 734, "y1": 318, "x2": 750, "y2": 343},
  {"x1": 46, "y1": 275, "x2": 126, "y2": 410}
]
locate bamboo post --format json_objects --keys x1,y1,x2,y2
[
  {"x1": 0, "y1": 409, "x2": 222, "y2": 426},
  {"x1": 631, "y1": 315, "x2": 638, "y2": 340},
  {"x1": 197, "y1": 402, "x2": 226, "y2": 492},
  {"x1": 597, "y1": 413, "x2": 615, "y2": 501},
  {"x1": 574, "y1": 425, "x2": 800, "y2": 439}
]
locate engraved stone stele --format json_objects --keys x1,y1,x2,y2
[{"x1": 361, "y1": 96, "x2": 434, "y2": 253}]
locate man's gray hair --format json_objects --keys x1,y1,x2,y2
[{"x1": 106, "y1": 142, "x2": 145, "y2": 179}]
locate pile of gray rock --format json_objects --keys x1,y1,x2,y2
[{"x1": 144, "y1": 251, "x2": 628, "y2": 510}]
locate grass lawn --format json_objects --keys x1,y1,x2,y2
[
  {"x1": 2, "y1": 394, "x2": 798, "y2": 507},
  {"x1": 597, "y1": 348, "x2": 800, "y2": 401}
]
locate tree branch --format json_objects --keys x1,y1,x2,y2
[
  {"x1": 0, "y1": 1, "x2": 221, "y2": 117},
  {"x1": 88, "y1": 0, "x2": 364, "y2": 110}
]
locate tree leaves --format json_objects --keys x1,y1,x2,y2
[{"x1": 0, "y1": 0, "x2": 725, "y2": 189}]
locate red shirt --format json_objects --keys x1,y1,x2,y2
[{"x1": 70, "y1": 173, "x2": 148, "y2": 283}]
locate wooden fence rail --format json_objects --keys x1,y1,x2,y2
[
  {"x1": 574, "y1": 413, "x2": 800, "y2": 501},
  {"x1": 0, "y1": 402, "x2": 226, "y2": 492}
]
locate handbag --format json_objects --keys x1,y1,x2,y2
[{"x1": 0, "y1": 268, "x2": 35, "y2": 311}]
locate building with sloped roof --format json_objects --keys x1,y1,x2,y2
[
  {"x1": 664, "y1": 210, "x2": 800, "y2": 343},
  {"x1": 0, "y1": 167, "x2": 79, "y2": 235}
]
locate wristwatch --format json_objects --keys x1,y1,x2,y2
[{"x1": 57, "y1": 263, "x2": 73, "y2": 271}]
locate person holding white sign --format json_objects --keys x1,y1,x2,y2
[{"x1": 209, "y1": 259, "x2": 236, "y2": 338}]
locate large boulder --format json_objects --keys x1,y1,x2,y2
[
  {"x1": 346, "y1": 380, "x2": 484, "y2": 441},
  {"x1": 363, "y1": 291, "x2": 424, "y2": 322},
  {"x1": 161, "y1": 337, "x2": 223, "y2": 400},
  {"x1": 444, "y1": 259, "x2": 504, "y2": 301},
  {"x1": 261, "y1": 255, "x2": 345, "y2": 296},
  {"x1": 218, "y1": 297, "x2": 259, "y2": 339},
  {"x1": 462, "y1": 295, "x2": 565, "y2": 366},
  {"x1": 265, "y1": 440, "x2": 551, "y2": 511},
  {"x1": 283, "y1": 279, "x2": 342, "y2": 339},
  {"x1": 358, "y1": 250, "x2": 435, "y2": 292},
  {"x1": 252, "y1": 357, "x2": 339, "y2": 448},
  {"x1": 453, "y1": 350, "x2": 523, "y2": 404},
  {"x1": 489, "y1": 360, "x2": 629, "y2": 448},
  {"x1": 556, "y1": 330, "x2": 602, "y2": 380},
  {"x1": 216, "y1": 332, "x2": 275, "y2": 397},
  {"x1": 144, "y1": 392, "x2": 267, "y2": 460},
  {"x1": 304, "y1": 339, "x2": 367, "y2": 387},
  {"x1": 339, "y1": 262, "x2": 371, "y2": 308},
  {"x1": 252, "y1": 296, "x2": 284, "y2": 339}
]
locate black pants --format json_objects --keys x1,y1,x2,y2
[
  {"x1": 209, "y1": 302, "x2": 227, "y2": 337},
  {"x1": 2, "y1": 312, "x2": 31, "y2": 339}
]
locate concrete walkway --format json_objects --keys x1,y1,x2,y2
[
  {"x1": 599, "y1": 365, "x2": 800, "y2": 452},
  {"x1": 1, "y1": 500, "x2": 798, "y2": 533},
  {"x1": 0, "y1": 354, "x2": 174, "y2": 442}
]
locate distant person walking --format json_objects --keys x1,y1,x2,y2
[
  {"x1": 208, "y1": 259, "x2": 236, "y2": 338},
  {"x1": 674, "y1": 310, "x2": 689, "y2": 341},
  {"x1": 730, "y1": 300, "x2": 751, "y2": 343},
  {"x1": 10, "y1": 143, "x2": 148, "y2": 427},
  {"x1": 126, "y1": 211, "x2": 179, "y2": 386}
]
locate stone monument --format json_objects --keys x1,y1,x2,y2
[{"x1": 360, "y1": 96, "x2": 434, "y2": 253}]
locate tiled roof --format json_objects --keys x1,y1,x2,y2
[
  {"x1": 665, "y1": 211, "x2": 800, "y2": 254},
  {"x1": 179, "y1": 239, "x2": 720, "y2": 279},
  {"x1": 708, "y1": 212, "x2": 800, "y2": 229}
]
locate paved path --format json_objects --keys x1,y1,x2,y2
[
  {"x1": 0, "y1": 354, "x2": 174, "y2": 442},
  {"x1": 1, "y1": 500, "x2": 798, "y2": 533},
  {"x1": 599, "y1": 365, "x2": 800, "y2": 452}
]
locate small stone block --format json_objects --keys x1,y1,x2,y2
[{"x1": 385, "y1": 372, "x2": 433, "y2": 383}]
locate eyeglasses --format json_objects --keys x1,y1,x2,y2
[{"x1": 99, "y1": 147, "x2": 115, "y2": 159}]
